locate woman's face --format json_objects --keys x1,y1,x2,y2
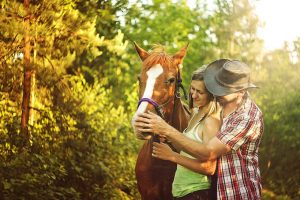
[{"x1": 190, "y1": 80, "x2": 210, "y2": 108}]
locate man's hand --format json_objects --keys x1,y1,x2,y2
[
  {"x1": 134, "y1": 111, "x2": 173, "y2": 137},
  {"x1": 131, "y1": 117, "x2": 152, "y2": 140}
]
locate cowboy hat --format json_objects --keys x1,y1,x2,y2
[{"x1": 204, "y1": 59, "x2": 257, "y2": 96}]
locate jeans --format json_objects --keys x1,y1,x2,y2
[{"x1": 173, "y1": 189, "x2": 210, "y2": 200}]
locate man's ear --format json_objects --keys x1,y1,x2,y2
[
  {"x1": 133, "y1": 41, "x2": 149, "y2": 61},
  {"x1": 237, "y1": 90, "x2": 247, "y2": 101},
  {"x1": 239, "y1": 90, "x2": 247, "y2": 95}
]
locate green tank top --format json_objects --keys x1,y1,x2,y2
[{"x1": 172, "y1": 116, "x2": 211, "y2": 197}]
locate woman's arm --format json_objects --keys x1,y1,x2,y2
[
  {"x1": 152, "y1": 142, "x2": 216, "y2": 175},
  {"x1": 152, "y1": 114, "x2": 221, "y2": 175}
]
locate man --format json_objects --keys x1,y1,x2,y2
[{"x1": 134, "y1": 59, "x2": 264, "y2": 200}]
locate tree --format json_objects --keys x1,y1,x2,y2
[
  {"x1": 0, "y1": 0, "x2": 139, "y2": 199},
  {"x1": 121, "y1": 0, "x2": 263, "y2": 93},
  {"x1": 20, "y1": 0, "x2": 32, "y2": 138},
  {"x1": 253, "y1": 43, "x2": 300, "y2": 199}
]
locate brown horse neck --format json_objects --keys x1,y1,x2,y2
[{"x1": 169, "y1": 97, "x2": 190, "y2": 132}]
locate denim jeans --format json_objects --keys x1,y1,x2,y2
[{"x1": 173, "y1": 189, "x2": 210, "y2": 200}]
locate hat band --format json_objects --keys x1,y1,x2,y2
[{"x1": 214, "y1": 75, "x2": 250, "y2": 89}]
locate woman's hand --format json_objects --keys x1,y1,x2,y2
[
  {"x1": 134, "y1": 111, "x2": 173, "y2": 136},
  {"x1": 152, "y1": 142, "x2": 178, "y2": 162}
]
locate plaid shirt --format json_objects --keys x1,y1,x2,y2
[{"x1": 216, "y1": 94, "x2": 264, "y2": 200}]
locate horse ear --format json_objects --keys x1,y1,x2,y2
[
  {"x1": 173, "y1": 43, "x2": 189, "y2": 66},
  {"x1": 133, "y1": 41, "x2": 149, "y2": 61}
]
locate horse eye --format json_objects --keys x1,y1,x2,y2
[
  {"x1": 169, "y1": 78, "x2": 176, "y2": 83},
  {"x1": 166, "y1": 77, "x2": 175, "y2": 84}
]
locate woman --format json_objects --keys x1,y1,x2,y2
[{"x1": 135, "y1": 67, "x2": 221, "y2": 200}]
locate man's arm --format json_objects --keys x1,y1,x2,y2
[
  {"x1": 164, "y1": 127, "x2": 230, "y2": 161},
  {"x1": 134, "y1": 111, "x2": 231, "y2": 161}
]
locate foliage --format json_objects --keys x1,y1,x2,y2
[
  {"x1": 0, "y1": 0, "x2": 299, "y2": 199},
  {"x1": 121, "y1": 0, "x2": 263, "y2": 91},
  {"x1": 0, "y1": 0, "x2": 139, "y2": 199},
  {"x1": 1, "y1": 76, "x2": 139, "y2": 199},
  {"x1": 253, "y1": 43, "x2": 300, "y2": 199}
]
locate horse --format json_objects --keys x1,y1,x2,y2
[{"x1": 132, "y1": 42, "x2": 190, "y2": 200}]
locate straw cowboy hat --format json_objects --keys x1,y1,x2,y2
[{"x1": 204, "y1": 59, "x2": 257, "y2": 96}]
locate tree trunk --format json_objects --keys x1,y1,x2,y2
[
  {"x1": 20, "y1": 0, "x2": 31, "y2": 139},
  {"x1": 29, "y1": 71, "x2": 35, "y2": 125}
]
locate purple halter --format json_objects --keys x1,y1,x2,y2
[
  {"x1": 137, "y1": 72, "x2": 187, "y2": 119},
  {"x1": 137, "y1": 98, "x2": 160, "y2": 109},
  {"x1": 137, "y1": 97, "x2": 169, "y2": 119},
  {"x1": 136, "y1": 68, "x2": 187, "y2": 143},
  {"x1": 137, "y1": 62, "x2": 188, "y2": 119}
]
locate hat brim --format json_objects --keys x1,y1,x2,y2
[{"x1": 204, "y1": 59, "x2": 257, "y2": 96}]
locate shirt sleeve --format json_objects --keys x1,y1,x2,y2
[{"x1": 216, "y1": 115, "x2": 258, "y2": 151}]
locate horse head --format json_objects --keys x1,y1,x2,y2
[{"x1": 132, "y1": 42, "x2": 188, "y2": 140}]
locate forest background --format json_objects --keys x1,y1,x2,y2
[{"x1": 0, "y1": 0, "x2": 299, "y2": 199}]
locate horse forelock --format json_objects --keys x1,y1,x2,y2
[
  {"x1": 142, "y1": 45, "x2": 175, "y2": 71},
  {"x1": 135, "y1": 46, "x2": 177, "y2": 117}
]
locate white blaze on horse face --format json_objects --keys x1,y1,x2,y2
[
  {"x1": 131, "y1": 64, "x2": 163, "y2": 137},
  {"x1": 136, "y1": 64, "x2": 163, "y2": 115},
  {"x1": 131, "y1": 64, "x2": 163, "y2": 136}
]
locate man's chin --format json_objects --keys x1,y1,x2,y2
[
  {"x1": 217, "y1": 98, "x2": 226, "y2": 105},
  {"x1": 218, "y1": 101, "x2": 225, "y2": 106}
]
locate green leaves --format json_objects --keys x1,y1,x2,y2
[
  {"x1": 0, "y1": 0, "x2": 139, "y2": 199},
  {"x1": 1, "y1": 0, "x2": 299, "y2": 199}
]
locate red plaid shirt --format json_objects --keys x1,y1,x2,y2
[{"x1": 216, "y1": 94, "x2": 264, "y2": 200}]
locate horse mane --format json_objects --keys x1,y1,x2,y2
[{"x1": 143, "y1": 44, "x2": 174, "y2": 70}]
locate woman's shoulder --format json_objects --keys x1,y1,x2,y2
[
  {"x1": 204, "y1": 113, "x2": 221, "y2": 127},
  {"x1": 203, "y1": 114, "x2": 221, "y2": 133},
  {"x1": 202, "y1": 114, "x2": 221, "y2": 140}
]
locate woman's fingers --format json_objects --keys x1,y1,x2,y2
[
  {"x1": 152, "y1": 142, "x2": 172, "y2": 160},
  {"x1": 153, "y1": 142, "x2": 167, "y2": 153},
  {"x1": 152, "y1": 145, "x2": 160, "y2": 157},
  {"x1": 153, "y1": 142, "x2": 167, "y2": 148},
  {"x1": 153, "y1": 142, "x2": 161, "y2": 148},
  {"x1": 152, "y1": 142, "x2": 160, "y2": 153}
]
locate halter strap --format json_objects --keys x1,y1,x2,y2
[
  {"x1": 137, "y1": 65, "x2": 187, "y2": 143},
  {"x1": 176, "y1": 71, "x2": 188, "y2": 100},
  {"x1": 137, "y1": 97, "x2": 172, "y2": 119},
  {"x1": 137, "y1": 98, "x2": 159, "y2": 108},
  {"x1": 137, "y1": 64, "x2": 187, "y2": 118}
]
